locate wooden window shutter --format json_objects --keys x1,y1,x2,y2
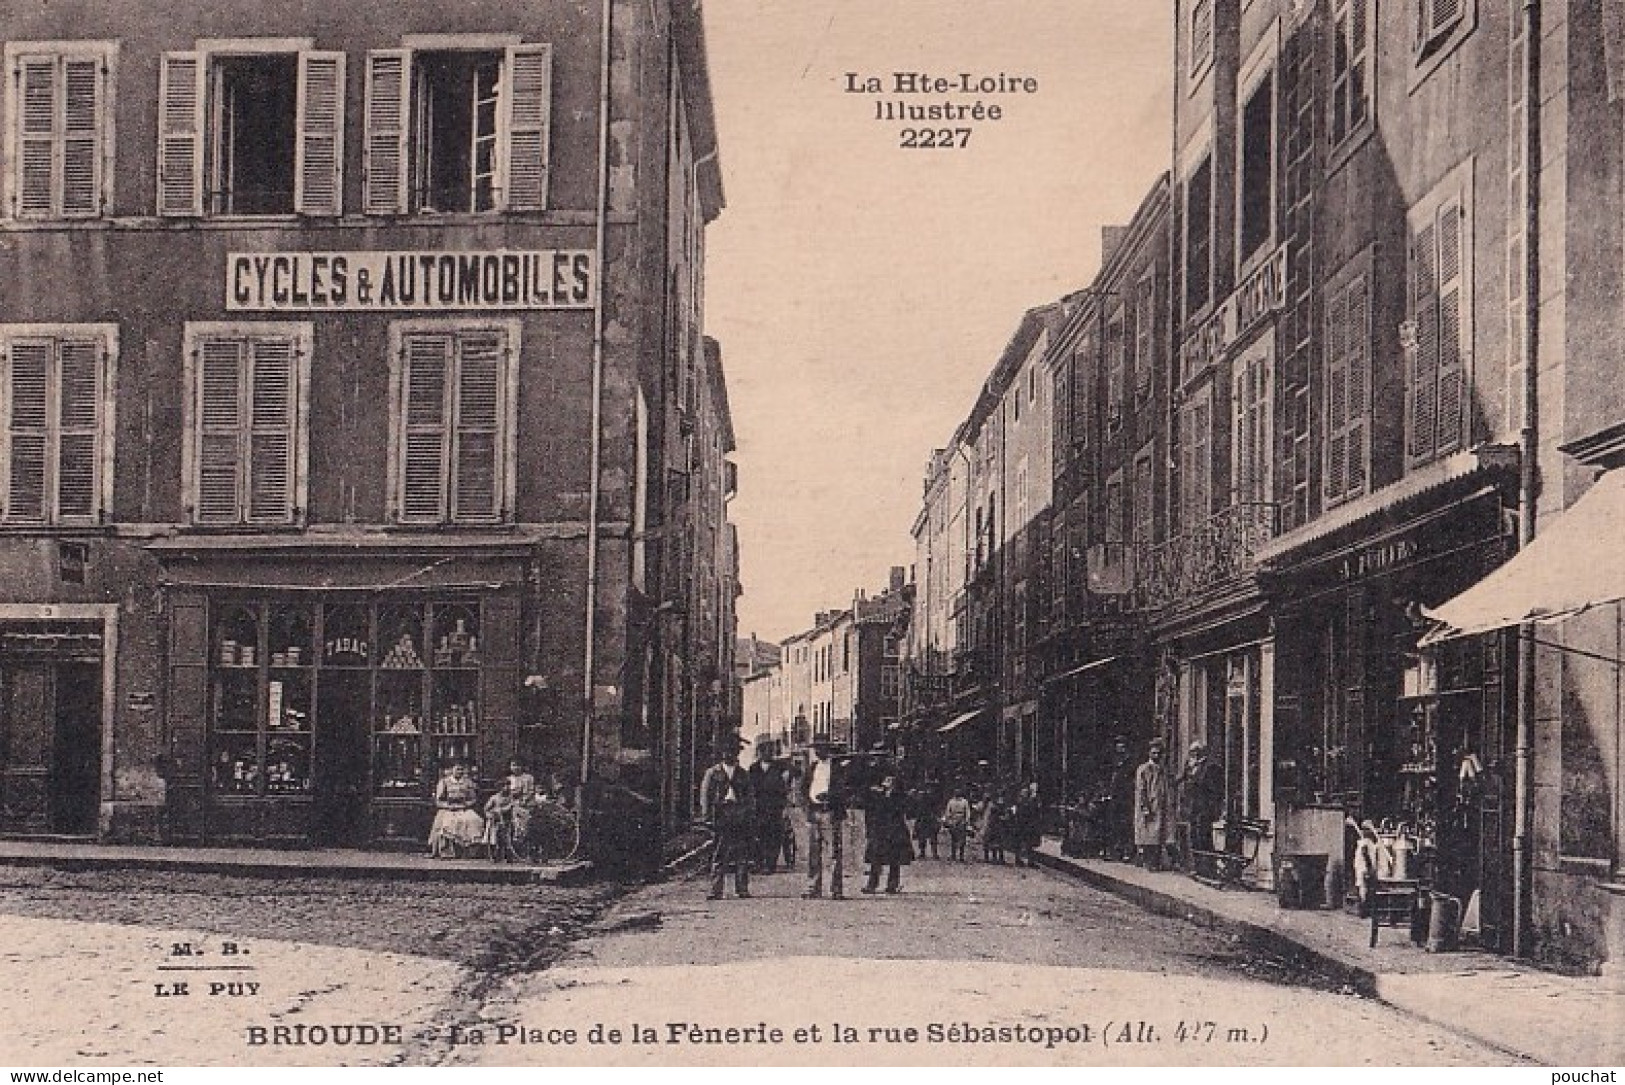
[
  {"x1": 1350, "y1": 0, "x2": 1369, "y2": 126},
  {"x1": 195, "y1": 337, "x2": 245, "y2": 523},
  {"x1": 363, "y1": 50, "x2": 410, "y2": 215},
  {"x1": 1345, "y1": 276, "x2": 1370, "y2": 495},
  {"x1": 15, "y1": 56, "x2": 56, "y2": 218},
  {"x1": 451, "y1": 330, "x2": 503, "y2": 522},
  {"x1": 60, "y1": 58, "x2": 102, "y2": 217},
  {"x1": 1107, "y1": 315, "x2": 1125, "y2": 421},
  {"x1": 502, "y1": 44, "x2": 553, "y2": 212},
  {"x1": 1324, "y1": 285, "x2": 1350, "y2": 501},
  {"x1": 55, "y1": 338, "x2": 101, "y2": 521},
  {"x1": 157, "y1": 52, "x2": 203, "y2": 217},
  {"x1": 1435, "y1": 199, "x2": 1467, "y2": 455},
  {"x1": 1074, "y1": 341, "x2": 1092, "y2": 449},
  {"x1": 1135, "y1": 277, "x2": 1154, "y2": 397},
  {"x1": 400, "y1": 332, "x2": 451, "y2": 522},
  {"x1": 1408, "y1": 219, "x2": 1440, "y2": 465},
  {"x1": 5, "y1": 338, "x2": 51, "y2": 521},
  {"x1": 1195, "y1": 398, "x2": 1211, "y2": 518},
  {"x1": 1428, "y1": 0, "x2": 1464, "y2": 38},
  {"x1": 295, "y1": 51, "x2": 346, "y2": 217},
  {"x1": 247, "y1": 337, "x2": 296, "y2": 523}
]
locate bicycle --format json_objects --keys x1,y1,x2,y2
[{"x1": 491, "y1": 798, "x2": 581, "y2": 864}]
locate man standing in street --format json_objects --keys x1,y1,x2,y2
[
  {"x1": 1133, "y1": 738, "x2": 1170, "y2": 871},
  {"x1": 801, "y1": 739, "x2": 846, "y2": 899},
  {"x1": 1177, "y1": 740, "x2": 1223, "y2": 871},
  {"x1": 699, "y1": 735, "x2": 754, "y2": 900},
  {"x1": 1103, "y1": 734, "x2": 1136, "y2": 860},
  {"x1": 751, "y1": 757, "x2": 788, "y2": 873}
]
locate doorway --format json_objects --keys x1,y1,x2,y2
[
  {"x1": 314, "y1": 670, "x2": 371, "y2": 846},
  {"x1": 51, "y1": 662, "x2": 101, "y2": 834},
  {"x1": 0, "y1": 627, "x2": 104, "y2": 836}
]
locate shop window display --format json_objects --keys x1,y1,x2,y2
[
  {"x1": 208, "y1": 599, "x2": 484, "y2": 807},
  {"x1": 210, "y1": 602, "x2": 315, "y2": 796}
]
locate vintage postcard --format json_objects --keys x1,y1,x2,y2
[{"x1": 0, "y1": 0, "x2": 1620, "y2": 1070}]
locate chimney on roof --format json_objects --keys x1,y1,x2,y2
[
  {"x1": 1101, "y1": 225, "x2": 1128, "y2": 267},
  {"x1": 889, "y1": 566, "x2": 906, "y2": 592}
]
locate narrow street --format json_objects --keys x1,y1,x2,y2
[
  {"x1": 0, "y1": 837, "x2": 1519, "y2": 1067},
  {"x1": 439, "y1": 829, "x2": 1515, "y2": 1068}
]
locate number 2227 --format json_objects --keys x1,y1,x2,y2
[{"x1": 900, "y1": 128, "x2": 972, "y2": 149}]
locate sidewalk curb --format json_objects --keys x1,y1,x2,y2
[
  {"x1": 1030, "y1": 849, "x2": 1541, "y2": 1065},
  {"x1": 1028, "y1": 849, "x2": 1377, "y2": 996},
  {"x1": 0, "y1": 850, "x2": 593, "y2": 886}
]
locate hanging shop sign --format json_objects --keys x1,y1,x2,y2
[
  {"x1": 1180, "y1": 244, "x2": 1287, "y2": 377},
  {"x1": 226, "y1": 249, "x2": 596, "y2": 312}
]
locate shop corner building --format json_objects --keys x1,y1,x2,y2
[{"x1": 0, "y1": 0, "x2": 736, "y2": 858}]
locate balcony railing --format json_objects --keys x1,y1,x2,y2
[{"x1": 1140, "y1": 502, "x2": 1279, "y2": 610}]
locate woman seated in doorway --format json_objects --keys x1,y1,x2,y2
[{"x1": 428, "y1": 761, "x2": 485, "y2": 858}]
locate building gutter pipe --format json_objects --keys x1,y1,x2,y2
[
  {"x1": 1513, "y1": 0, "x2": 1541, "y2": 959},
  {"x1": 580, "y1": 0, "x2": 615, "y2": 790}
]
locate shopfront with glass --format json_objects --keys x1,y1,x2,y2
[
  {"x1": 165, "y1": 586, "x2": 526, "y2": 847},
  {"x1": 1265, "y1": 488, "x2": 1514, "y2": 945}
]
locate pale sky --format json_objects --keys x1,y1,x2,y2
[{"x1": 704, "y1": 1, "x2": 1174, "y2": 641}]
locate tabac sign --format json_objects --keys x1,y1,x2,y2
[
  {"x1": 1179, "y1": 245, "x2": 1287, "y2": 378},
  {"x1": 226, "y1": 250, "x2": 596, "y2": 312}
]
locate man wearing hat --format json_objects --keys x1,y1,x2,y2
[
  {"x1": 800, "y1": 738, "x2": 847, "y2": 899},
  {"x1": 699, "y1": 733, "x2": 754, "y2": 900},
  {"x1": 1133, "y1": 737, "x2": 1170, "y2": 871},
  {"x1": 1177, "y1": 739, "x2": 1223, "y2": 871}
]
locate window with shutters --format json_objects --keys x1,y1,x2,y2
[
  {"x1": 157, "y1": 42, "x2": 344, "y2": 217},
  {"x1": 1185, "y1": 155, "x2": 1214, "y2": 317},
  {"x1": 1329, "y1": 0, "x2": 1373, "y2": 150},
  {"x1": 1413, "y1": 0, "x2": 1474, "y2": 67},
  {"x1": 1015, "y1": 456, "x2": 1029, "y2": 528},
  {"x1": 388, "y1": 320, "x2": 519, "y2": 526},
  {"x1": 1106, "y1": 307, "x2": 1127, "y2": 428},
  {"x1": 1103, "y1": 470, "x2": 1125, "y2": 545},
  {"x1": 1190, "y1": 0, "x2": 1215, "y2": 81},
  {"x1": 1405, "y1": 169, "x2": 1473, "y2": 469},
  {"x1": 1071, "y1": 334, "x2": 1094, "y2": 453},
  {"x1": 1230, "y1": 338, "x2": 1273, "y2": 508},
  {"x1": 3, "y1": 43, "x2": 115, "y2": 221},
  {"x1": 1237, "y1": 71, "x2": 1275, "y2": 267},
  {"x1": 1178, "y1": 386, "x2": 1213, "y2": 532},
  {"x1": 1323, "y1": 262, "x2": 1372, "y2": 506},
  {"x1": 1133, "y1": 272, "x2": 1155, "y2": 402},
  {"x1": 182, "y1": 322, "x2": 312, "y2": 527},
  {"x1": 1132, "y1": 445, "x2": 1154, "y2": 545},
  {"x1": 0, "y1": 325, "x2": 115, "y2": 526},
  {"x1": 363, "y1": 43, "x2": 552, "y2": 216}
]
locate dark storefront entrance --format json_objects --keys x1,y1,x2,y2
[{"x1": 0, "y1": 624, "x2": 104, "y2": 837}]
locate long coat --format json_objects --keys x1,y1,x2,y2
[
  {"x1": 1133, "y1": 759, "x2": 1168, "y2": 848},
  {"x1": 861, "y1": 786, "x2": 914, "y2": 866}
]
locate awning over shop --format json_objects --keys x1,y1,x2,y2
[
  {"x1": 1044, "y1": 655, "x2": 1118, "y2": 685},
  {"x1": 1421, "y1": 469, "x2": 1625, "y2": 644},
  {"x1": 938, "y1": 709, "x2": 982, "y2": 734}
]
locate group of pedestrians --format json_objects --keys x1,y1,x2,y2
[
  {"x1": 700, "y1": 735, "x2": 1056, "y2": 901},
  {"x1": 1060, "y1": 734, "x2": 1227, "y2": 873}
]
